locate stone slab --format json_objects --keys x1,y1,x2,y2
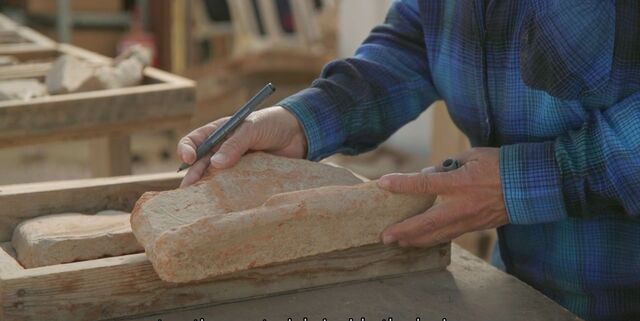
[
  {"x1": 131, "y1": 153, "x2": 436, "y2": 283},
  {"x1": 11, "y1": 210, "x2": 143, "y2": 268}
]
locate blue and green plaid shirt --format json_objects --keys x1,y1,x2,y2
[{"x1": 278, "y1": 1, "x2": 640, "y2": 320}]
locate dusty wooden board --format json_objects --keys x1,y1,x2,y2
[
  {"x1": 132, "y1": 245, "x2": 582, "y2": 321},
  {"x1": 0, "y1": 242, "x2": 449, "y2": 321},
  {"x1": 0, "y1": 173, "x2": 450, "y2": 321},
  {"x1": 0, "y1": 62, "x2": 51, "y2": 80},
  {"x1": 0, "y1": 14, "x2": 56, "y2": 55},
  {"x1": 0, "y1": 44, "x2": 196, "y2": 148}
]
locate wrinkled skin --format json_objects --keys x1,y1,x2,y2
[{"x1": 378, "y1": 148, "x2": 509, "y2": 248}]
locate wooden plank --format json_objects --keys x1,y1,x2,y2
[
  {"x1": 0, "y1": 47, "x2": 57, "y2": 61},
  {"x1": 0, "y1": 13, "x2": 56, "y2": 55},
  {"x1": 0, "y1": 62, "x2": 51, "y2": 80},
  {"x1": 0, "y1": 172, "x2": 183, "y2": 242},
  {"x1": 170, "y1": 0, "x2": 188, "y2": 73},
  {"x1": 89, "y1": 135, "x2": 132, "y2": 177},
  {"x1": 0, "y1": 243, "x2": 21, "y2": 278},
  {"x1": 139, "y1": 245, "x2": 582, "y2": 321},
  {"x1": 0, "y1": 82, "x2": 193, "y2": 147},
  {"x1": 0, "y1": 242, "x2": 449, "y2": 321}
]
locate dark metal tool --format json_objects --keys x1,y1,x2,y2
[
  {"x1": 177, "y1": 83, "x2": 276, "y2": 172},
  {"x1": 441, "y1": 158, "x2": 460, "y2": 172}
]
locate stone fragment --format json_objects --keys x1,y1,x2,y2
[
  {"x1": 93, "y1": 45, "x2": 151, "y2": 89},
  {"x1": 44, "y1": 54, "x2": 98, "y2": 94},
  {"x1": 12, "y1": 210, "x2": 143, "y2": 268},
  {"x1": 45, "y1": 45, "x2": 151, "y2": 94},
  {"x1": 0, "y1": 79, "x2": 47, "y2": 101},
  {"x1": 131, "y1": 153, "x2": 435, "y2": 283}
]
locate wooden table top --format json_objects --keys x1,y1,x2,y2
[{"x1": 129, "y1": 244, "x2": 582, "y2": 321}]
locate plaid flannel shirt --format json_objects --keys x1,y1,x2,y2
[{"x1": 279, "y1": 1, "x2": 640, "y2": 320}]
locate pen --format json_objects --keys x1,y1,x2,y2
[{"x1": 177, "y1": 83, "x2": 276, "y2": 172}]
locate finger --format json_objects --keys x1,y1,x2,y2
[
  {"x1": 177, "y1": 118, "x2": 227, "y2": 164},
  {"x1": 177, "y1": 137, "x2": 199, "y2": 165},
  {"x1": 435, "y1": 148, "x2": 479, "y2": 172},
  {"x1": 210, "y1": 124, "x2": 254, "y2": 169},
  {"x1": 180, "y1": 155, "x2": 212, "y2": 188},
  {"x1": 377, "y1": 171, "x2": 458, "y2": 195},
  {"x1": 400, "y1": 217, "x2": 474, "y2": 248},
  {"x1": 381, "y1": 201, "x2": 461, "y2": 244}
]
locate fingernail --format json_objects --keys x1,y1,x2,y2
[
  {"x1": 382, "y1": 233, "x2": 396, "y2": 244},
  {"x1": 421, "y1": 166, "x2": 436, "y2": 174},
  {"x1": 211, "y1": 153, "x2": 227, "y2": 165}
]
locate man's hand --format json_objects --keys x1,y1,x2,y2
[
  {"x1": 377, "y1": 147, "x2": 508, "y2": 248},
  {"x1": 177, "y1": 106, "x2": 307, "y2": 187}
]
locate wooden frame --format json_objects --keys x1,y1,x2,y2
[
  {"x1": 0, "y1": 173, "x2": 450, "y2": 320},
  {"x1": 0, "y1": 44, "x2": 195, "y2": 148},
  {"x1": 0, "y1": 43, "x2": 195, "y2": 177},
  {"x1": 0, "y1": 13, "x2": 56, "y2": 55}
]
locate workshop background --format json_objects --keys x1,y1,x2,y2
[{"x1": 0, "y1": 0, "x2": 494, "y2": 261}]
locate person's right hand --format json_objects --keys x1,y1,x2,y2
[{"x1": 177, "y1": 106, "x2": 308, "y2": 187}]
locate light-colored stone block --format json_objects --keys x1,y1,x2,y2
[
  {"x1": 12, "y1": 210, "x2": 143, "y2": 268},
  {"x1": 0, "y1": 79, "x2": 47, "y2": 101},
  {"x1": 44, "y1": 54, "x2": 98, "y2": 94}
]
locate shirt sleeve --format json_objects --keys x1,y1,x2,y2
[
  {"x1": 501, "y1": 91, "x2": 640, "y2": 224},
  {"x1": 278, "y1": 0, "x2": 439, "y2": 161}
]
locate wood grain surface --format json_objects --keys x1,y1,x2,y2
[{"x1": 0, "y1": 242, "x2": 449, "y2": 321}]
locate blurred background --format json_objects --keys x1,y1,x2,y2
[{"x1": 0, "y1": 0, "x2": 493, "y2": 260}]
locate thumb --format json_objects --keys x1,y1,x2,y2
[{"x1": 377, "y1": 171, "x2": 453, "y2": 195}]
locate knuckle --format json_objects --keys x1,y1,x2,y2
[
  {"x1": 242, "y1": 117, "x2": 258, "y2": 131},
  {"x1": 418, "y1": 177, "x2": 432, "y2": 193},
  {"x1": 238, "y1": 121, "x2": 260, "y2": 143},
  {"x1": 431, "y1": 230, "x2": 450, "y2": 244},
  {"x1": 418, "y1": 216, "x2": 438, "y2": 235},
  {"x1": 223, "y1": 138, "x2": 242, "y2": 151}
]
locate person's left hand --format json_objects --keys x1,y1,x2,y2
[{"x1": 377, "y1": 147, "x2": 509, "y2": 248}]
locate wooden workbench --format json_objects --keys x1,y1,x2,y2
[
  {"x1": 0, "y1": 172, "x2": 448, "y2": 321},
  {"x1": 129, "y1": 244, "x2": 582, "y2": 321}
]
